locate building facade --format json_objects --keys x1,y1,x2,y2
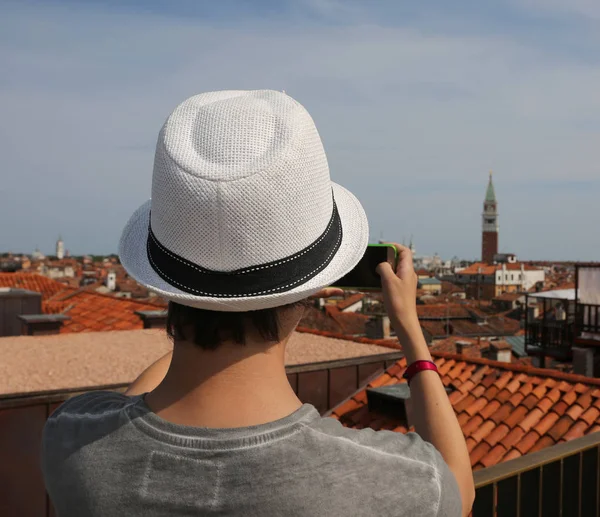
[{"x1": 481, "y1": 172, "x2": 498, "y2": 264}]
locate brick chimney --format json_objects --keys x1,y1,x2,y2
[
  {"x1": 135, "y1": 310, "x2": 168, "y2": 329},
  {"x1": 456, "y1": 340, "x2": 481, "y2": 359},
  {"x1": 19, "y1": 314, "x2": 70, "y2": 336},
  {"x1": 572, "y1": 347, "x2": 594, "y2": 377},
  {"x1": 489, "y1": 340, "x2": 512, "y2": 363},
  {"x1": 365, "y1": 315, "x2": 391, "y2": 340}
]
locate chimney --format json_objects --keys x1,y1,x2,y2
[
  {"x1": 135, "y1": 310, "x2": 168, "y2": 329},
  {"x1": 573, "y1": 347, "x2": 594, "y2": 377},
  {"x1": 367, "y1": 384, "x2": 411, "y2": 426},
  {"x1": 0, "y1": 288, "x2": 42, "y2": 337},
  {"x1": 489, "y1": 340, "x2": 512, "y2": 363},
  {"x1": 365, "y1": 315, "x2": 391, "y2": 339},
  {"x1": 19, "y1": 314, "x2": 70, "y2": 336},
  {"x1": 456, "y1": 340, "x2": 481, "y2": 359}
]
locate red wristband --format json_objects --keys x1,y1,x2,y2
[{"x1": 403, "y1": 360, "x2": 439, "y2": 385}]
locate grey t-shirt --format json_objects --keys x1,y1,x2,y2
[{"x1": 42, "y1": 391, "x2": 462, "y2": 516}]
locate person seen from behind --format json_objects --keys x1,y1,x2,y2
[{"x1": 42, "y1": 90, "x2": 475, "y2": 516}]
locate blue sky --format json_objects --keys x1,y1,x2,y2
[{"x1": 1, "y1": 0, "x2": 599, "y2": 260}]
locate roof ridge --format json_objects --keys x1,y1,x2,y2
[
  {"x1": 431, "y1": 351, "x2": 600, "y2": 386},
  {"x1": 295, "y1": 326, "x2": 401, "y2": 350}
]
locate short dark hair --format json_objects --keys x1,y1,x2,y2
[{"x1": 166, "y1": 301, "x2": 306, "y2": 350}]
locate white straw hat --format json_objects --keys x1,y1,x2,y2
[{"x1": 119, "y1": 90, "x2": 368, "y2": 311}]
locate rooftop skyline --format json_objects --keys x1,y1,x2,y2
[{"x1": 1, "y1": 0, "x2": 599, "y2": 259}]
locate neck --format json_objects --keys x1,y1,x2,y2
[{"x1": 145, "y1": 337, "x2": 302, "y2": 428}]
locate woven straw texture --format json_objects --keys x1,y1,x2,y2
[{"x1": 119, "y1": 90, "x2": 369, "y2": 311}]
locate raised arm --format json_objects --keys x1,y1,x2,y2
[{"x1": 377, "y1": 244, "x2": 475, "y2": 517}]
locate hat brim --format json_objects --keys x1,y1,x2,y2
[{"x1": 119, "y1": 182, "x2": 369, "y2": 311}]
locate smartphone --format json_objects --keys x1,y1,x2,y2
[{"x1": 331, "y1": 244, "x2": 397, "y2": 290}]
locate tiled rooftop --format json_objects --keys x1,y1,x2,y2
[
  {"x1": 0, "y1": 273, "x2": 68, "y2": 300},
  {"x1": 330, "y1": 352, "x2": 600, "y2": 470},
  {"x1": 0, "y1": 329, "x2": 398, "y2": 396},
  {"x1": 420, "y1": 315, "x2": 520, "y2": 339},
  {"x1": 51, "y1": 289, "x2": 160, "y2": 333},
  {"x1": 417, "y1": 304, "x2": 473, "y2": 319},
  {"x1": 459, "y1": 262, "x2": 539, "y2": 275},
  {"x1": 0, "y1": 272, "x2": 163, "y2": 333}
]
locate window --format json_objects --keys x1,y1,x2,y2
[
  {"x1": 486, "y1": 218, "x2": 495, "y2": 224},
  {"x1": 511, "y1": 274, "x2": 514, "y2": 281}
]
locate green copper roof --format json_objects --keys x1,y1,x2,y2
[{"x1": 485, "y1": 172, "x2": 496, "y2": 202}]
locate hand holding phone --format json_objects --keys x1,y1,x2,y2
[{"x1": 331, "y1": 244, "x2": 397, "y2": 290}]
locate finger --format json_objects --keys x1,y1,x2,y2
[
  {"x1": 382, "y1": 242, "x2": 414, "y2": 277},
  {"x1": 376, "y1": 261, "x2": 396, "y2": 283},
  {"x1": 310, "y1": 287, "x2": 343, "y2": 299}
]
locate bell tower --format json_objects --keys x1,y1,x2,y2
[{"x1": 481, "y1": 171, "x2": 498, "y2": 263}]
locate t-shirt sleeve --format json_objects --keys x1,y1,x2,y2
[{"x1": 313, "y1": 418, "x2": 463, "y2": 516}]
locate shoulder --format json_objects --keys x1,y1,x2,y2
[
  {"x1": 43, "y1": 391, "x2": 138, "y2": 458},
  {"x1": 48, "y1": 390, "x2": 133, "y2": 421},
  {"x1": 307, "y1": 416, "x2": 440, "y2": 467},
  {"x1": 303, "y1": 417, "x2": 462, "y2": 516}
]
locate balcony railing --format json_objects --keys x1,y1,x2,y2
[
  {"x1": 472, "y1": 431, "x2": 600, "y2": 517},
  {"x1": 579, "y1": 303, "x2": 600, "y2": 336},
  {"x1": 526, "y1": 320, "x2": 575, "y2": 358}
]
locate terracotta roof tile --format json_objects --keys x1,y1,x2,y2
[
  {"x1": 484, "y1": 424, "x2": 510, "y2": 447},
  {"x1": 581, "y1": 407, "x2": 600, "y2": 427},
  {"x1": 501, "y1": 427, "x2": 526, "y2": 449},
  {"x1": 529, "y1": 435, "x2": 556, "y2": 454},
  {"x1": 548, "y1": 416, "x2": 575, "y2": 441},
  {"x1": 483, "y1": 385, "x2": 500, "y2": 401},
  {"x1": 455, "y1": 394, "x2": 477, "y2": 413},
  {"x1": 465, "y1": 437, "x2": 478, "y2": 453},
  {"x1": 457, "y1": 412, "x2": 471, "y2": 427},
  {"x1": 502, "y1": 449, "x2": 522, "y2": 462},
  {"x1": 519, "y1": 409, "x2": 544, "y2": 433},
  {"x1": 508, "y1": 392, "x2": 526, "y2": 407},
  {"x1": 563, "y1": 421, "x2": 590, "y2": 441},
  {"x1": 470, "y1": 442, "x2": 492, "y2": 466},
  {"x1": 465, "y1": 398, "x2": 488, "y2": 417},
  {"x1": 471, "y1": 420, "x2": 496, "y2": 443},
  {"x1": 537, "y1": 397, "x2": 555, "y2": 414},
  {"x1": 463, "y1": 416, "x2": 484, "y2": 436},
  {"x1": 535, "y1": 413, "x2": 560, "y2": 436},
  {"x1": 566, "y1": 404, "x2": 585, "y2": 421},
  {"x1": 448, "y1": 390, "x2": 468, "y2": 405},
  {"x1": 495, "y1": 372, "x2": 513, "y2": 390},
  {"x1": 479, "y1": 444, "x2": 508, "y2": 469},
  {"x1": 490, "y1": 403, "x2": 513, "y2": 425},
  {"x1": 546, "y1": 388, "x2": 562, "y2": 404},
  {"x1": 495, "y1": 389, "x2": 512, "y2": 404},
  {"x1": 504, "y1": 406, "x2": 528, "y2": 429},
  {"x1": 532, "y1": 385, "x2": 547, "y2": 399},
  {"x1": 505, "y1": 379, "x2": 521, "y2": 394},
  {"x1": 515, "y1": 431, "x2": 541, "y2": 455},
  {"x1": 331, "y1": 349, "x2": 600, "y2": 470},
  {"x1": 563, "y1": 388, "x2": 578, "y2": 405},
  {"x1": 472, "y1": 385, "x2": 487, "y2": 398},
  {"x1": 480, "y1": 400, "x2": 502, "y2": 421},
  {"x1": 522, "y1": 393, "x2": 541, "y2": 410}
]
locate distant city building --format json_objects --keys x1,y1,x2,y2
[
  {"x1": 106, "y1": 271, "x2": 117, "y2": 291},
  {"x1": 56, "y1": 235, "x2": 65, "y2": 260},
  {"x1": 32, "y1": 247, "x2": 45, "y2": 261},
  {"x1": 453, "y1": 259, "x2": 545, "y2": 300},
  {"x1": 493, "y1": 253, "x2": 517, "y2": 264},
  {"x1": 482, "y1": 171, "x2": 499, "y2": 263}
]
